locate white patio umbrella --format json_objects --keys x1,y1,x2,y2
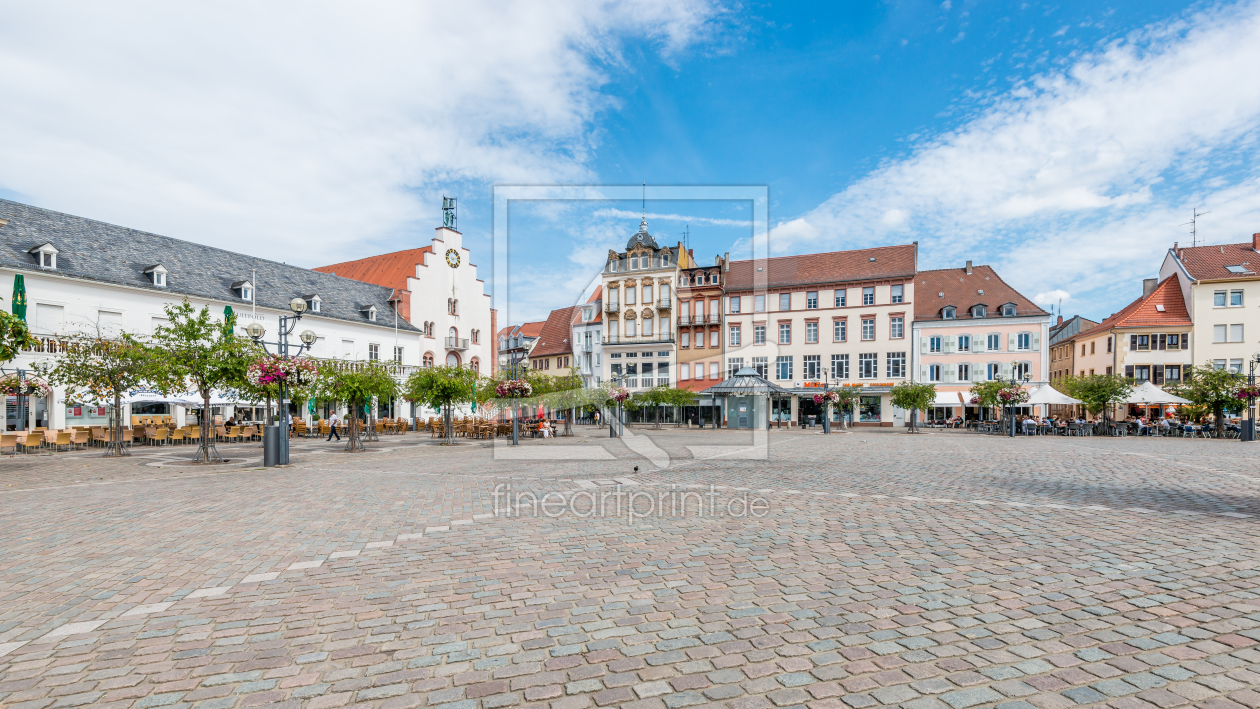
[
  {"x1": 1025, "y1": 385, "x2": 1082, "y2": 405},
  {"x1": 122, "y1": 390, "x2": 199, "y2": 405},
  {"x1": 1123, "y1": 381, "x2": 1191, "y2": 404}
]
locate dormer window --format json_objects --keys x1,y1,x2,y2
[
  {"x1": 360, "y1": 304, "x2": 377, "y2": 322},
  {"x1": 943, "y1": 306, "x2": 956, "y2": 320},
  {"x1": 29, "y1": 243, "x2": 58, "y2": 269},
  {"x1": 231, "y1": 280, "x2": 254, "y2": 301},
  {"x1": 303, "y1": 294, "x2": 322, "y2": 313},
  {"x1": 1002, "y1": 303, "x2": 1016, "y2": 317},
  {"x1": 144, "y1": 264, "x2": 168, "y2": 287},
  {"x1": 972, "y1": 305, "x2": 986, "y2": 318},
  {"x1": 662, "y1": 253, "x2": 670, "y2": 267}
]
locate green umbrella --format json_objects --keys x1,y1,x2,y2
[
  {"x1": 471, "y1": 382, "x2": 477, "y2": 413},
  {"x1": 12, "y1": 274, "x2": 26, "y2": 322},
  {"x1": 223, "y1": 305, "x2": 234, "y2": 324}
]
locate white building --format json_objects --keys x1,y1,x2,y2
[
  {"x1": 572, "y1": 288, "x2": 604, "y2": 387},
  {"x1": 600, "y1": 217, "x2": 679, "y2": 390},
  {"x1": 1159, "y1": 234, "x2": 1260, "y2": 376},
  {"x1": 0, "y1": 198, "x2": 432, "y2": 429}
]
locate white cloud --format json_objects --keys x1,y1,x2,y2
[
  {"x1": 777, "y1": 1, "x2": 1260, "y2": 319},
  {"x1": 1033, "y1": 289, "x2": 1072, "y2": 306},
  {"x1": 0, "y1": 0, "x2": 720, "y2": 265}
]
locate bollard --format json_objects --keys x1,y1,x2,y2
[{"x1": 263, "y1": 425, "x2": 280, "y2": 467}]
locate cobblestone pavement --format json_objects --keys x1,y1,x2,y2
[{"x1": 2, "y1": 428, "x2": 1259, "y2": 709}]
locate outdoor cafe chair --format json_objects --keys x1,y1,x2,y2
[
  {"x1": 91, "y1": 427, "x2": 107, "y2": 447},
  {"x1": 70, "y1": 429, "x2": 90, "y2": 449},
  {"x1": 0, "y1": 433, "x2": 16, "y2": 456},
  {"x1": 168, "y1": 428, "x2": 186, "y2": 445},
  {"x1": 20, "y1": 431, "x2": 44, "y2": 452},
  {"x1": 53, "y1": 431, "x2": 75, "y2": 452},
  {"x1": 185, "y1": 427, "x2": 201, "y2": 444}
]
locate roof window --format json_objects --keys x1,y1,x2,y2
[
  {"x1": 303, "y1": 294, "x2": 322, "y2": 313},
  {"x1": 231, "y1": 280, "x2": 253, "y2": 301},
  {"x1": 1225, "y1": 265, "x2": 1254, "y2": 274},
  {"x1": 29, "y1": 243, "x2": 58, "y2": 269},
  {"x1": 144, "y1": 264, "x2": 168, "y2": 287},
  {"x1": 360, "y1": 304, "x2": 378, "y2": 322}
]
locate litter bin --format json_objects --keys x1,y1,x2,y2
[{"x1": 263, "y1": 425, "x2": 281, "y2": 467}]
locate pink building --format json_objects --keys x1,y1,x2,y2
[{"x1": 911, "y1": 262, "x2": 1051, "y2": 420}]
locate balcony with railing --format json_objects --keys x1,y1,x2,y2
[
  {"x1": 605, "y1": 302, "x2": 620, "y2": 313},
  {"x1": 445, "y1": 337, "x2": 469, "y2": 350},
  {"x1": 707, "y1": 314, "x2": 722, "y2": 325},
  {"x1": 602, "y1": 334, "x2": 675, "y2": 345},
  {"x1": 657, "y1": 297, "x2": 672, "y2": 309},
  {"x1": 578, "y1": 341, "x2": 594, "y2": 353}
]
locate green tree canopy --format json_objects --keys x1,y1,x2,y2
[
  {"x1": 1056, "y1": 374, "x2": 1135, "y2": 422},
  {"x1": 889, "y1": 381, "x2": 937, "y2": 432},
  {"x1": 403, "y1": 364, "x2": 479, "y2": 443},
  {"x1": 41, "y1": 334, "x2": 154, "y2": 456},
  {"x1": 0, "y1": 308, "x2": 36, "y2": 364},
  {"x1": 1168, "y1": 363, "x2": 1242, "y2": 434},
  {"x1": 147, "y1": 300, "x2": 252, "y2": 462}
]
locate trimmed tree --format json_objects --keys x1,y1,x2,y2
[
  {"x1": 832, "y1": 388, "x2": 860, "y2": 429},
  {"x1": 890, "y1": 381, "x2": 937, "y2": 433},
  {"x1": 1058, "y1": 374, "x2": 1135, "y2": 425},
  {"x1": 403, "y1": 364, "x2": 479, "y2": 444},
  {"x1": 317, "y1": 359, "x2": 400, "y2": 451},
  {"x1": 40, "y1": 334, "x2": 153, "y2": 456},
  {"x1": 1169, "y1": 363, "x2": 1242, "y2": 436},
  {"x1": 147, "y1": 301, "x2": 252, "y2": 463}
]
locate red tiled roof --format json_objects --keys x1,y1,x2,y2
[
  {"x1": 519, "y1": 321, "x2": 545, "y2": 338},
  {"x1": 1081, "y1": 277, "x2": 1191, "y2": 334},
  {"x1": 1174, "y1": 240, "x2": 1260, "y2": 281},
  {"x1": 725, "y1": 244, "x2": 916, "y2": 290},
  {"x1": 587, "y1": 286, "x2": 602, "y2": 303},
  {"x1": 531, "y1": 307, "x2": 580, "y2": 357},
  {"x1": 914, "y1": 265, "x2": 1047, "y2": 320},
  {"x1": 312, "y1": 246, "x2": 433, "y2": 290}
]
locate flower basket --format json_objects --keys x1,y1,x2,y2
[
  {"x1": 0, "y1": 375, "x2": 51, "y2": 398},
  {"x1": 812, "y1": 390, "x2": 840, "y2": 405},
  {"x1": 610, "y1": 387, "x2": 630, "y2": 403},
  {"x1": 247, "y1": 356, "x2": 318, "y2": 388},
  {"x1": 495, "y1": 379, "x2": 533, "y2": 398},
  {"x1": 1237, "y1": 386, "x2": 1260, "y2": 401}
]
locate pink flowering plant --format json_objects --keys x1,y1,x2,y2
[
  {"x1": 495, "y1": 379, "x2": 533, "y2": 398},
  {"x1": 1236, "y1": 386, "x2": 1260, "y2": 401},
  {"x1": 246, "y1": 355, "x2": 318, "y2": 389},
  {"x1": 610, "y1": 387, "x2": 630, "y2": 403},
  {"x1": 812, "y1": 390, "x2": 840, "y2": 405},
  {"x1": 0, "y1": 375, "x2": 51, "y2": 398}
]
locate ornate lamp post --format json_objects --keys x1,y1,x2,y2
[
  {"x1": 247, "y1": 297, "x2": 316, "y2": 465},
  {"x1": 1244, "y1": 353, "x2": 1260, "y2": 442}
]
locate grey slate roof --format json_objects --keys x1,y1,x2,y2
[{"x1": 0, "y1": 199, "x2": 419, "y2": 332}]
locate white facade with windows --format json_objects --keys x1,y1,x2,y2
[
  {"x1": 600, "y1": 217, "x2": 680, "y2": 389},
  {"x1": 1, "y1": 198, "x2": 427, "y2": 430}
]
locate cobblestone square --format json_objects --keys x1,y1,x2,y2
[{"x1": 2, "y1": 429, "x2": 1259, "y2": 709}]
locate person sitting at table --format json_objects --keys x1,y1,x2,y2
[
  {"x1": 1157, "y1": 417, "x2": 1171, "y2": 432},
  {"x1": 538, "y1": 419, "x2": 553, "y2": 438},
  {"x1": 225, "y1": 416, "x2": 238, "y2": 428}
]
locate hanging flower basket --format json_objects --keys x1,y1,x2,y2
[
  {"x1": 813, "y1": 390, "x2": 840, "y2": 404},
  {"x1": 610, "y1": 387, "x2": 630, "y2": 403},
  {"x1": 1236, "y1": 386, "x2": 1260, "y2": 400},
  {"x1": 495, "y1": 379, "x2": 533, "y2": 398},
  {"x1": 0, "y1": 375, "x2": 51, "y2": 398},
  {"x1": 996, "y1": 384, "x2": 1029, "y2": 405},
  {"x1": 246, "y1": 355, "x2": 318, "y2": 388}
]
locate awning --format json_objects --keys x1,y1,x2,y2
[
  {"x1": 932, "y1": 392, "x2": 968, "y2": 407},
  {"x1": 1026, "y1": 385, "x2": 1082, "y2": 405},
  {"x1": 1124, "y1": 381, "x2": 1191, "y2": 404}
]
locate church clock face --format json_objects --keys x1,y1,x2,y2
[{"x1": 445, "y1": 249, "x2": 460, "y2": 268}]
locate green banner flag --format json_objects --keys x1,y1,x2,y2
[{"x1": 11, "y1": 274, "x2": 26, "y2": 322}]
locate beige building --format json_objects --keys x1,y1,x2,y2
[
  {"x1": 601, "y1": 217, "x2": 680, "y2": 389},
  {"x1": 723, "y1": 244, "x2": 917, "y2": 427},
  {"x1": 1160, "y1": 234, "x2": 1260, "y2": 375}
]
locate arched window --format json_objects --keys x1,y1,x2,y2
[
  {"x1": 470, "y1": 357, "x2": 480, "y2": 374},
  {"x1": 423, "y1": 352, "x2": 434, "y2": 367},
  {"x1": 446, "y1": 352, "x2": 460, "y2": 366},
  {"x1": 449, "y1": 326, "x2": 457, "y2": 342}
]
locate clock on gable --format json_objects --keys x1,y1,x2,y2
[{"x1": 445, "y1": 249, "x2": 460, "y2": 268}]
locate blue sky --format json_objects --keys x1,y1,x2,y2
[{"x1": 3, "y1": 0, "x2": 1260, "y2": 323}]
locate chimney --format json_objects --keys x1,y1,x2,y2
[
  {"x1": 1253, "y1": 233, "x2": 1260, "y2": 251},
  {"x1": 1057, "y1": 315, "x2": 1063, "y2": 326},
  {"x1": 965, "y1": 260, "x2": 973, "y2": 275},
  {"x1": 1143, "y1": 278, "x2": 1157, "y2": 297}
]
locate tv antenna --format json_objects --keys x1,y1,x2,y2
[
  {"x1": 641, "y1": 182, "x2": 646, "y2": 217},
  {"x1": 1180, "y1": 208, "x2": 1209, "y2": 248}
]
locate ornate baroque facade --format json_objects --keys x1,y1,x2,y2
[{"x1": 601, "y1": 217, "x2": 680, "y2": 389}]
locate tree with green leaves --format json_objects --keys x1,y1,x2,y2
[
  {"x1": 403, "y1": 364, "x2": 479, "y2": 444},
  {"x1": 40, "y1": 334, "x2": 153, "y2": 456},
  {"x1": 0, "y1": 308, "x2": 36, "y2": 363},
  {"x1": 537, "y1": 368, "x2": 585, "y2": 435},
  {"x1": 890, "y1": 381, "x2": 937, "y2": 432},
  {"x1": 1168, "y1": 363, "x2": 1242, "y2": 436},
  {"x1": 147, "y1": 301, "x2": 253, "y2": 462},
  {"x1": 317, "y1": 359, "x2": 400, "y2": 450},
  {"x1": 832, "y1": 388, "x2": 860, "y2": 429},
  {"x1": 1057, "y1": 374, "x2": 1135, "y2": 424}
]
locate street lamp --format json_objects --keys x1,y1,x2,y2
[
  {"x1": 1007, "y1": 371, "x2": 1032, "y2": 437},
  {"x1": 248, "y1": 297, "x2": 313, "y2": 465},
  {"x1": 1245, "y1": 352, "x2": 1260, "y2": 442}
]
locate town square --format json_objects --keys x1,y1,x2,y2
[{"x1": 4, "y1": 0, "x2": 1260, "y2": 708}]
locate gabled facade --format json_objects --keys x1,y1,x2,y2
[
  {"x1": 1048, "y1": 314, "x2": 1098, "y2": 386},
  {"x1": 314, "y1": 222, "x2": 495, "y2": 375},
  {"x1": 1071, "y1": 276, "x2": 1193, "y2": 385},
  {"x1": 529, "y1": 306, "x2": 580, "y2": 373},
  {"x1": 1159, "y1": 234, "x2": 1260, "y2": 374},
  {"x1": 912, "y1": 262, "x2": 1051, "y2": 417},
  {"x1": 497, "y1": 321, "x2": 544, "y2": 374}
]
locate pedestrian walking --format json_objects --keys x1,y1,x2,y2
[{"x1": 327, "y1": 412, "x2": 341, "y2": 441}]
